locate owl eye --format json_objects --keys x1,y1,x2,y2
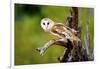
[
  {"x1": 43, "y1": 22, "x2": 45, "y2": 25},
  {"x1": 47, "y1": 22, "x2": 49, "y2": 25}
]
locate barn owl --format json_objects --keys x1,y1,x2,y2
[
  {"x1": 41, "y1": 18, "x2": 80, "y2": 42},
  {"x1": 37, "y1": 18, "x2": 81, "y2": 56}
]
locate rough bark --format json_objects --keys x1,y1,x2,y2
[{"x1": 59, "y1": 7, "x2": 93, "y2": 62}]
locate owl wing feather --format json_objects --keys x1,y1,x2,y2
[{"x1": 51, "y1": 23, "x2": 80, "y2": 41}]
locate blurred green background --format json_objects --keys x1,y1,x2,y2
[{"x1": 15, "y1": 4, "x2": 94, "y2": 65}]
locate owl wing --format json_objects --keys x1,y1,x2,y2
[
  {"x1": 50, "y1": 23, "x2": 80, "y2": 41},
  {"x1": 51, "y1": 23, "x2": 66, "y2": 37},
  {"x1": 66, "y1": 27, "x2": 78, "y2": 35}
]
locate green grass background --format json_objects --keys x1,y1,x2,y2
[{"x1": 15, "y1": 4, "x2": 94, "y2": 65}]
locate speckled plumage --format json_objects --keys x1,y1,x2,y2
[{"x1": 41, "y1": 18, "x2": 80, "y2": 42}]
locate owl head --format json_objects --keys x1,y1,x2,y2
[{"x1": 41, "y1": 18, "x2": 55, "y2": 32}]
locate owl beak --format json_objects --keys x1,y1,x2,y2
[
  {"x1": 45, "y1": 26, "x2": 49, "y2": 32},
  {"x1": 44, "y1": 29, "x2": 48, "y2": 32}
]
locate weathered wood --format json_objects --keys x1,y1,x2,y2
[
  {"x1": 59, "y1": 7, "x2": 93, "y2": 62},
  {"x1": 71, "y1": 7, "x2": 78, "y2": 30},
  {"x1": 59, "y1": 7, "x2": 91, "y2": 62},
  {"x1": 58, "y1": 39, "x2": 73, "y2": 62},
  {"x1": 59, "y1": 7, "x2": 80, "y2": 62},
  {"x1": 84, "y1": 23, "x2": 90, "y2": 55},
  {"x1": 84, "y1": 22, "x2": 94, "y2": 61}
]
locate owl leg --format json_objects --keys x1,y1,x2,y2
[{"x1": 36, "y1": 39, "x2": 55, "y2": 56}]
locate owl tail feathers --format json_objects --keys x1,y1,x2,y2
[
  {"x1": 36, "y1": 47, "x2": 45, "y2": 56},
  {"x1": 76, "y1": 37, "x2": 81, "y2": 42},
  {"x1": 72, "y1": 36, "x2": 81, "y2": 42}
]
